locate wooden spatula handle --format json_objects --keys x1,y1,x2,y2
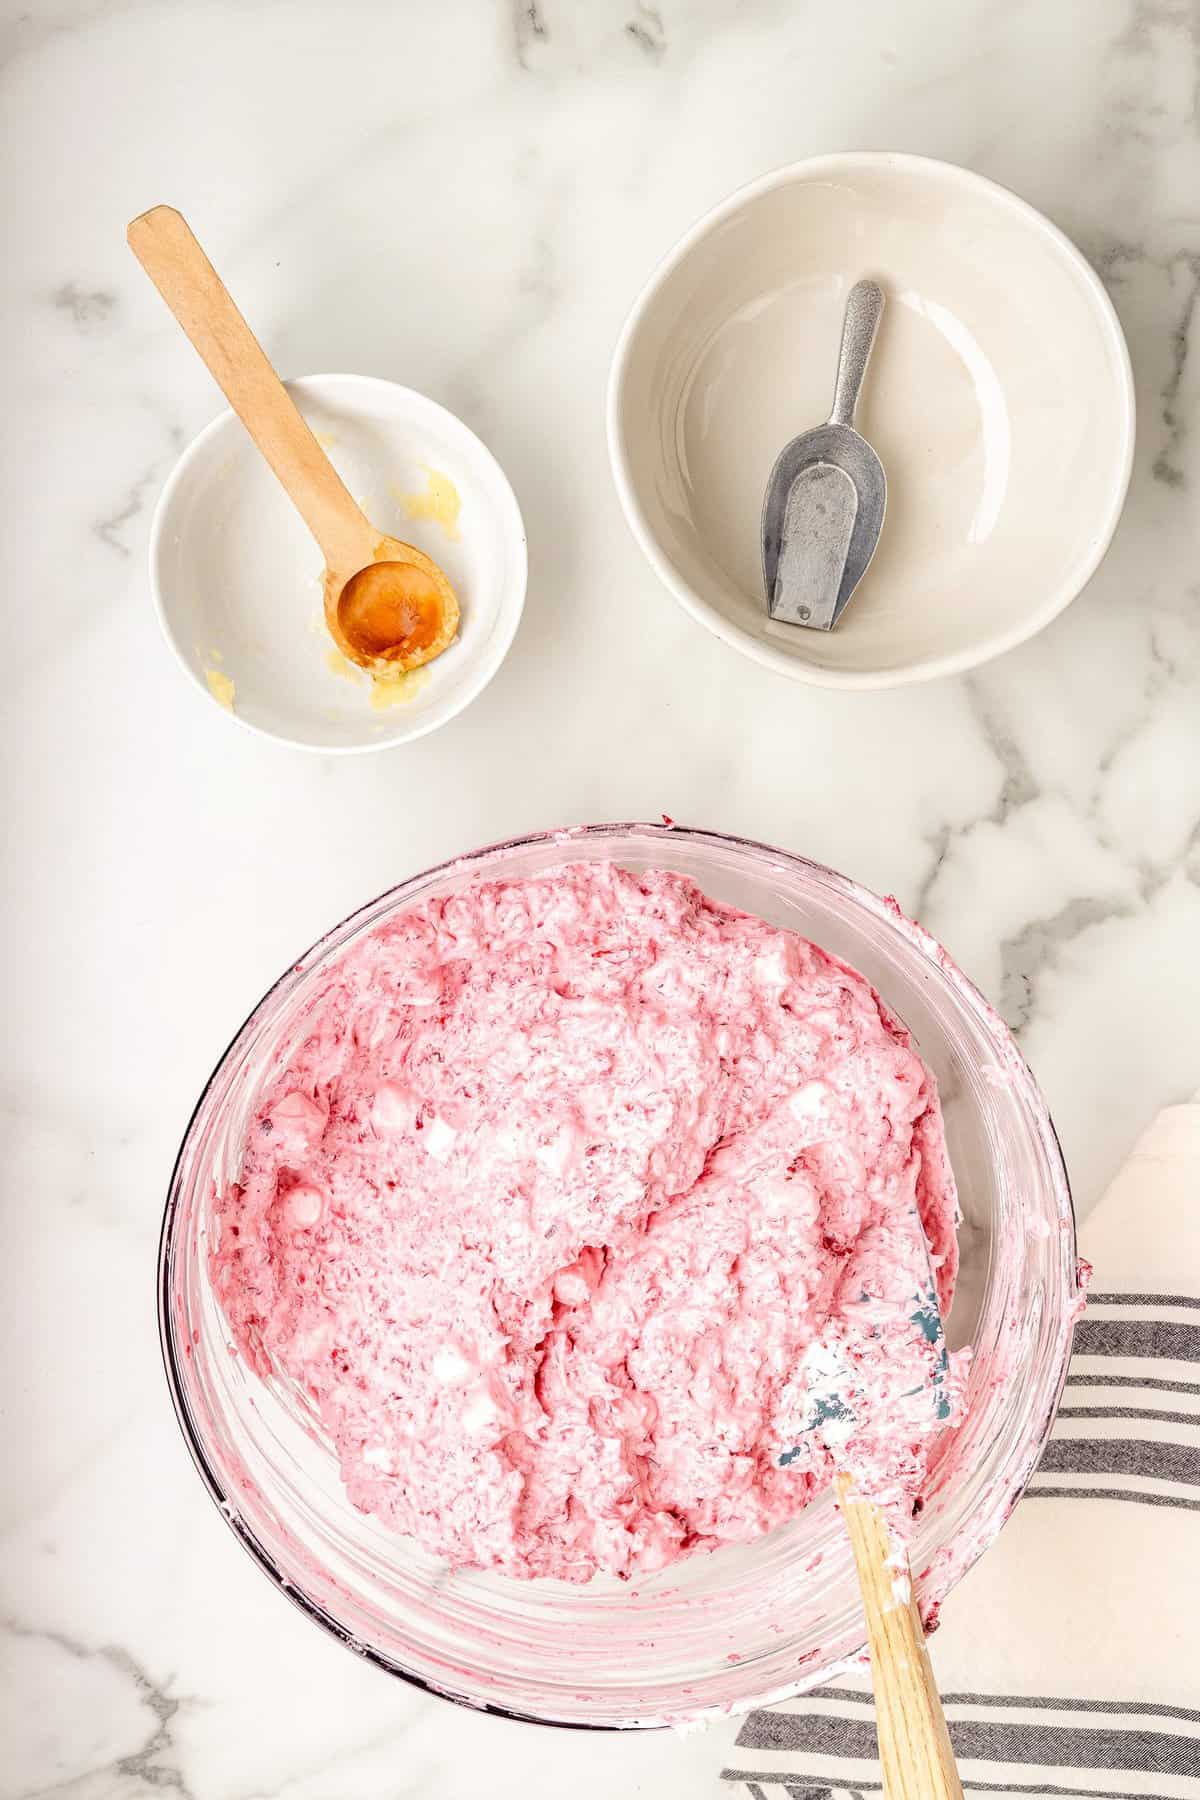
[
  {"x1": 836, "y1": 1473, "x2": 964, "y2": 1800},
  {"x1": 127, "y1": 205, "x2": 372, "y2": 575}
]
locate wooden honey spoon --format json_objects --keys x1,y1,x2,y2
[{"x1": 127, "y1": 206, "x2": 458, "y2": 675}]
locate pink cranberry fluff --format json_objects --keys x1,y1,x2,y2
[{"x1": 212, "y1": 863, "x2": 964, "y2": 1583}]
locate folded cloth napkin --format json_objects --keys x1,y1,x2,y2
[{"x1": 722, "y1": 1095, "x2": 1200, "y2": 1800}]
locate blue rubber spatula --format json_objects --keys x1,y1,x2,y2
[{"x1": 778, "y1": 1248, "x2": 964, "y2": 1800}]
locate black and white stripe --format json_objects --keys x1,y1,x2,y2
[
  {"x1": 722, "y1": 1686, "x2": 1200, "y2": 1800},
  {"x1": 1025, "y1": 1293, "x2": 1200, "y2": 1513}
]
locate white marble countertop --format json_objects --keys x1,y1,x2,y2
[{"x1": 5, "y1": 1, "x2": 1200, "y2": 1794}]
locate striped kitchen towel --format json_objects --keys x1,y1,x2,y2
[{"x1": 722, "y1": 1093, "x2": 1200, "y2": 1800}]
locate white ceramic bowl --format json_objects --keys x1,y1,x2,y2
[
  {"x1": 150, "y1": 374, "x2": 527, "y2": 751},
  {"x1": 608, "y1": 153, "x2": 1135, "y2": 688}
]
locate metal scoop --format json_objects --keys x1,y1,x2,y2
[{"x1": 762, "y1": 279, "x2": 887, "y2": 631}]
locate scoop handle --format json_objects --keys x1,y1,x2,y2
[
  {"x1": 836, "y1": 1473, "x2": 964, "y2": 1800},
  {"x1": 830, "y1": 280, "x2": 885, "y2": 427},
  {"x1": 127, "y1": 205, "x2": 374, "y2": 574}
]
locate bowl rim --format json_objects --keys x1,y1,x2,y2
[
  {"x1": 158, "y1": 820, "x2": 1079, "y2": 1727},
  {"x1": 148, "y1": 371, "x2": 528, "y2": 754},
  {"x1": 606, "y1": 150, "x2": 1136, "y2": 690}
]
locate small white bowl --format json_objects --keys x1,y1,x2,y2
[
  {"x1": 608, "y1": 153, "x2": 1135, "y2": 689},
  {"x1": 151, "y1": 374, "x2": 527, "y2": 751}
]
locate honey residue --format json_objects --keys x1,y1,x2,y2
[
  {"x1": 326, "y1": 647, "x2": 363, "y2": 681},
  {"x1": 205, "y1": 668, "x2": 236, "y2": 711},
  {"x1": 370, "y1": 666, "x2": 432, "y2": 710},
  {"x1": 398, "y1": 468, "x2": 461, "y2": 540}
]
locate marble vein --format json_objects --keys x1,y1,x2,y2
[
  {"x1": 93, "y1": 462, "x2": 163, "y2": 557},
  {"x1": 512, "y1": 0, "x2": 547, "y2": 67},
  {"x1": 52, "y1": 284, "x2": 117, "y2": 331},
  {"x1": 1153, "y1": 253, "x2": 1200, "y2": 488},
  {"x1": 912, "y1": 673, "x2": 1037, "y2": 928},
  {"x1": 3, "y1": 1618, "x2": 194, "y2": 1800},
  {"x1": 626, "y1": 3, "x2": 667, "y2": 59}
]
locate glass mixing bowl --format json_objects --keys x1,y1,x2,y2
[{"x1": 159, "y1": 823, "x2": 1078, "y2": 1728}]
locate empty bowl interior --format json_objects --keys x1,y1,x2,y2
[
  {"x1": 161, "y1": 825, "x2": 1077, "y2": 1727},
  {"x1": 611, "y1": 156, "x2": 1133, "y2": 685},
  {"x1": 151, "y1": 375, "x2": 526, "y2": 750}
]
